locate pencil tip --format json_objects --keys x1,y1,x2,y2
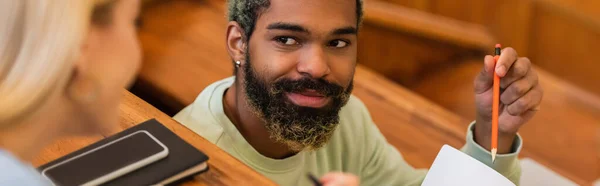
[{"x1": 491, "y1": 148, "x2": 497, "y2": 164}]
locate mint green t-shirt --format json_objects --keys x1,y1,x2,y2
[{"x1": 174, "y1": 77, "x2": 522, "y2": 186}]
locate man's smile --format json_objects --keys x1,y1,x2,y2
[{"x1": 285, "y1": 89, "x2": 331, "y2": 108}]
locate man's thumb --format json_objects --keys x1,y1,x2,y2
[{"x1": 474, "y1": 55, "x2": 496, "y2": 94}]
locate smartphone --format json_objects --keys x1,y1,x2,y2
[{"x1": 41, "y1": 130, "x2": 169, "y2": 186}]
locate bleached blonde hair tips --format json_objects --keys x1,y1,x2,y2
[{"x1": 0, "y1": 0, "x2": 113, "y2": 126}]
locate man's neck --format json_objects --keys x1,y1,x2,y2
[{"x1": 222, "y1": 81, "x2": 297, "y2": 159}]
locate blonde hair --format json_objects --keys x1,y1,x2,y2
[{"x1": 0, "y1": 0, "x2": 114, "y2": 126}]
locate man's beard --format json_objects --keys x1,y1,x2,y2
[{"x1": 242, "y1": 57, "x2": 353, "y2": 152}]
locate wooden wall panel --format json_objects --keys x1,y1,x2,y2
[
  {"x1": 377, "y1": 0, "x2": 432, "y2": 11},
  {"x1": 485, "y1": 0, "x2": 533, "y2": 56},
  {"x1": 375, "y1": 0, "x2": 531, "y2": 55},
  {"x1": 358, "y1": 24, "x2": 475, "y2": 87},
  {"x1": 528, "y1": 4, "x2": 600, "y2": 97},
  {"x1": 537, "y1": 0, "x2": 600, "y2": 24},
  {"x1": 135, "y1": 0, "x2": 231, "y2": 114},
  {"x1": 359, "y1": 1, "x2": 494, "y2": 87},
  {"x1": 371, "y1": 0, "x2": 599, "y2": 96}
]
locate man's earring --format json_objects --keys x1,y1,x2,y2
[{"x1": 235, "y1": 61, "x2": 241, "y2": 68}]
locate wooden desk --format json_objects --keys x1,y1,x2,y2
[{"x1": 33, "y1": 91, "x2": 276, "y2": 186}]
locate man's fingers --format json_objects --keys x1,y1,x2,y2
[
  {"x1": 500, "y1": 70, "x2": 538, "y2": 105},
  {"x1": 474, "y1": 55, "x2": 496, "y2": 94},
  {"x1": 496, "y1": 47, "x2": 519, "y2": 77},
  {"x1": 500, "y1": 57, "x2": 533, "y2": 89},
  {"x1": 321, "y1": 172, "x2": 359, "y2": 186},
  {"x1": 506, "y1": 85, "x2": 543, "y2": 116},
  {"x1": 320, "y1": 172, "x2": 345, "y2": 183}
]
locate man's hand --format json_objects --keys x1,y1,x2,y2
[{"x1": 474, "y1": 47, "x2": 543, "y2": 154}]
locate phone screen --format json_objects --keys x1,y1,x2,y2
[{"x1": 42, "y1": 131, "x2": 166, "y2": 185}]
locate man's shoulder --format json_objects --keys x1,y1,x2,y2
[
  {"x1": 319, "y1": 95, "x2": 377, "y2": 172},
  {"x1": 339, "y1": 95, "x2": 371, "y2": 125},
  {"x1": 335, "y1": 95, "x2": 374, "y2": 137},
  {"x1": 173, "y1": 77, "x2": 234, "y2": 143}
]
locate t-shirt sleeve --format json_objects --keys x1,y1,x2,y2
[{"x1": 461, "y1": 122, "x2": 522, "y2": 185}]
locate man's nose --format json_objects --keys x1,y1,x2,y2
[{"x1": 297, "y1": 46, "x2": 331, "y2": 79}]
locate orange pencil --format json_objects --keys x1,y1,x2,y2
[{"x1": 492, "y1": 44, "x2": 501, "y2": 163}]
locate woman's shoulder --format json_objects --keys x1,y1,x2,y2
[{"x1": 0, "y1": 150, "x2": 53, "y2": 186}]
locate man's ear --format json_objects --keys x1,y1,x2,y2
[{"x1": 226, "y1": 21, "x2": 247, "y2": 63}]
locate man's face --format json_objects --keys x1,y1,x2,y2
[{"x1": 243, "y1": 0, "x2": 358, "y2": 151}]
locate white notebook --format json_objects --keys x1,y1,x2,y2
[{"x1": 422, "y1": 145, "x2": 515, "y2": 186}]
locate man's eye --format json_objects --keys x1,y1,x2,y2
[
  {"x1": 275, "y1": 37, "x2": 299, "y2": 45},
  {"x1": 329, "y1": 40, "x2": 349, "y2": 48}
]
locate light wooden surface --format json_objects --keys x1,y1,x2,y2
[
  {"x1": 34, "y1": 91, "x2": 276, "y2": 186},
  {"x1": 413, "y1": 60, "x2": 599, "y2": 185}
]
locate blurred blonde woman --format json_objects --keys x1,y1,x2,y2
[{"x1": 0, "y1": 0, "x2": 141, "y2": 184}]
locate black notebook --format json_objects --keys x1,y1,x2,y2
[{"x1": 38, "y1": 119, "x2": 209, "y2": 185}]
